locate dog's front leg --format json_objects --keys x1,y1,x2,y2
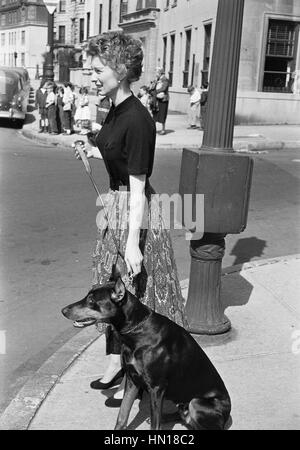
[
  {"x1": 149, "y1": 387, "x2": 165, "y2": 430},
  {"x1": 114, "y1": 374, "x2": 139, "y2": 430}
]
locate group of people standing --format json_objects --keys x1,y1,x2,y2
[
  {"x1": 35, "y1": 80, "x2": 92, "y2": 135},
  {"x1": 137, "y1": 68, "x2": 209, "y2": 134}
]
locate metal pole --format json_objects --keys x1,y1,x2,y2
[
  {"x1": 44, "y1": 11, "x2": 54, "y2": 81},
  {"x1": 185, "y1": 0, "x2": 245, "y2": 334}
]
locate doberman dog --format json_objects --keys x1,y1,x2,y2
[{"x1": 62, "y1": 268, "x2": 231, "y2": 430}]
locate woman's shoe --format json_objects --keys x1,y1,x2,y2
[
  {"x1": 104, "y1": 387, "x2": 143, "y2": 408},
  {"x1": 90, "y1": 369, "x2": 124, "y2": 390},
  {"x1": 104, "y1": 395, "x2": 123, "y2": 408}
]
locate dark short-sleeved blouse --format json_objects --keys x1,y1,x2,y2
[{"x1": 95, "y1": 94, "x2": 156, "y2": 190}]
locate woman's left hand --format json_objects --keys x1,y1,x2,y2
[{"x1": 125, "y1": 240, "x2": 143, "y2": 277}]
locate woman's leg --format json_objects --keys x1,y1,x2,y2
[{"x1": 101, "y1": 325, "x2": 122, "y2": 383}]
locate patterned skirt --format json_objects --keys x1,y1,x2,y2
[{"x1": 91, "y1": 185, "x2": 188, "y2": 332}]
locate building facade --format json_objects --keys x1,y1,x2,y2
[
  {"x1": 55, "y1": 0, "x2": 300, "y2": 124},
  {"x1": 0, "y1": 0, "x2": 48, "y2": 79},
  {"x1": 158, "y1": 0, "x2": 300, "y2": 124}
]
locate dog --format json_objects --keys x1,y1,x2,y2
[{"x1": 62, "y1": 268, "x2": 231, "y2": 430}]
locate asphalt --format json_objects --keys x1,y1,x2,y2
[{"x1": 0, "y1": 255, "x2": 299, "y2": 430}]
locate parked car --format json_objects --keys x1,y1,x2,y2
[{"x1": 0, "y1": 67, "x2": 29, "y2": 124}]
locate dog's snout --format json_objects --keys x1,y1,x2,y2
[{"x1": 62, "y1": 306, "x2": 70, "y2": 318}]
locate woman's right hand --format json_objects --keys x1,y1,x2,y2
[{"x1": 73, "y1": 142, "x2": 94, "y2": 160}]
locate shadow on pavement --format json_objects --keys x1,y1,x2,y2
[
  {"x1": 24, "y1": 113, "x2": 36, "y2": 125},
  {"x1": 230, "y1": 237, "x2": 267, "y2": 266}
]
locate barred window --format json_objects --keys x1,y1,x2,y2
[
  {"x1": 262, "y1": 20, "x2": 299, "y2": 93},
  {"x1": 183, "y1": 29, "x2": 191, "y2": 88},
  {"x1": 169, "y1": 34, "x2": 175, "y2": 86}
]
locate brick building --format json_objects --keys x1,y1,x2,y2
[{"x1": 0, "y1": 0, "x2": 48, "y2": 79}]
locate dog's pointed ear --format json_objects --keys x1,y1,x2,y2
[
  {"x1": 111, "y1": 276, "x2": 126, "y2": 304},
  {"x1": 110, "y1": 263, "x2": 122, "y2": 282}
]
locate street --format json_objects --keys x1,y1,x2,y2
[{"x1": 0, "y1": 123, "x2": 299, "y2": 414}]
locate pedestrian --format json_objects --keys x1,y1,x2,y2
[
  {"x1": 149, "y1": 67, "x2": 169, "y2": 135},
  {"x1": 200, "y1": 82, "x2": 209, "y2": 130},
  {"x1": 74, "y1": 87, "x2": 91, "y2": 135},
  {"x1": 74, "y1": 31, "x2": 187, "y2": 407},
  {"x1": 187, "y1": 85, "x2": 201, "y2": 129},
  {"x1": 35, "y1": 79, "x2": 48, "y2": 133},
  {"x1": 45, "y1": 82, "x2": 58, "y2": 134},
  {"x1": 57, "y1": 86, "x2": 65, "y2": 134},
  {"x1": 62, "y1": 82, "x2": 74, "y2": 135},
  {"x1": 138, "y1": 85, "x2": 151, "y2": 114},
  {"x1": 95, "y1": 91, "x2": 111, "y2": 126}
]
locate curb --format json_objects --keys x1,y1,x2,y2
[
  {"x1": 1, "y1": 253, "x2": 299, "y2": 430},
  {"x1": 0, "y1": 326, "x2": 100, "y2": 430},
  {"x1": 20, "y1": 128, "x2": 300, "y2": 152}
]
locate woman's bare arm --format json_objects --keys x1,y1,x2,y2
[{"x1": 125, "y1": 174, "x2": 146, "y2": 276}]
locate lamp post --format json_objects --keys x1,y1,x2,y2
[
  {"x1": 179, "y1": 0, "x2": 253, "y2": 334},
  {"x1": 44, "y1": 11, "x2": 54, "y2": 81}
]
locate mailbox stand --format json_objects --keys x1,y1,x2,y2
[{"x1": 180, "y1": 0, "x2": 253, "y2": 334}]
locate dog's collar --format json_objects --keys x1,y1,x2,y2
[{"x1": 119, "y1": 312, "x2": 152, "y2": 335}]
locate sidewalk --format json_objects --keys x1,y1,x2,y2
[
  {"x1": 21, "y1": 100, "x2": 300, "y2": 152},
  {"x1": 0, "y1": 255, "x2": 299, "y2": 430}
]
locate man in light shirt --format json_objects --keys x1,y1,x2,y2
[{"x1": 187, "y1": 85, "x2": 201, "y2": 129}]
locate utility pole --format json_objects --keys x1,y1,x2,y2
[{"x1": 180, "y1": 0, "x2": 253, "y2": 334}]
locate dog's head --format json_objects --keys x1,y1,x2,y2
[{"x1": 61, "y1": 266, "x2": 127, "y2": 328}]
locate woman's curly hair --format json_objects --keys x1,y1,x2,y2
[{"x1": 87, "y1": 31, "x2": 143, "y2": 84}]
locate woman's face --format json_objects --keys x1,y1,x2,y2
[{"x1": 91, "y1": 56, "x2": 120, "y2": 96}]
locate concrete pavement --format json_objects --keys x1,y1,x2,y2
[
  {"x1": 21, "y1": 101, "x2": 300, "y2": 153},
  {"x1": 0, "y1": 254, "x2": 299, "y2": 430}
]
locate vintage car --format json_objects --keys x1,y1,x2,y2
[{"x1": 0, "y1": 67, "x2": 29, "y2": 123}]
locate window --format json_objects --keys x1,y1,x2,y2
[
  {"x1": 169, "y1": 34, "x2": 175, "y2": 86},
  {"x1": 1, "y1": 33, "x2": 5, "y2": 46},
  {"x1": 21, "y1": 30, "x2": 25, "y2": 45},
  {"x1": 1, "y1": 14, "x2": 5, "y2": 26},
  {"x1": 120, "y1": 0, "x2": 128, "y2": 23},
  {"x1": 202, "y1": 23, "x2": 211, "y2": 87},
  {"x1": 58, "y1": 25, "x2": 65, "y2": 44},
  {"x1": 162, "y1": 36, "x2": 167, "y2": 73},
  {"x1": 59, "y1": 0, "x2": 66, "y2": 12},
  {"x1": 183, "y1": 29, "x2": 191, "y2": 87},
  {"x1": 21, "y1": 52, "x2": 25, "y2": 66},
  {"x1": 79, "y1": 18, "x2": 84, "y2": 43},
  {"x1": 86, "y1": 12, "x2": 90, "y2": 39},
  {"x1": 71, "y1": 19, "x2": 76, "y2": 44},
  {"x1": 99, "y1": 3, "x2": 102, "y2": 34},
  {"x1": 108, "y1": 0, "x2": 112, "y2": 30},
  {"x1": 262, "y1": 19, "x2": 299, "y2": 93}
]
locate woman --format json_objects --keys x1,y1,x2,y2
[
  {"x1": 75, "y1": 31, "x2": 187, "y2": 407},
  {"x1": 149, "y1": 67, "x2": 169, "y2": 135}
]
